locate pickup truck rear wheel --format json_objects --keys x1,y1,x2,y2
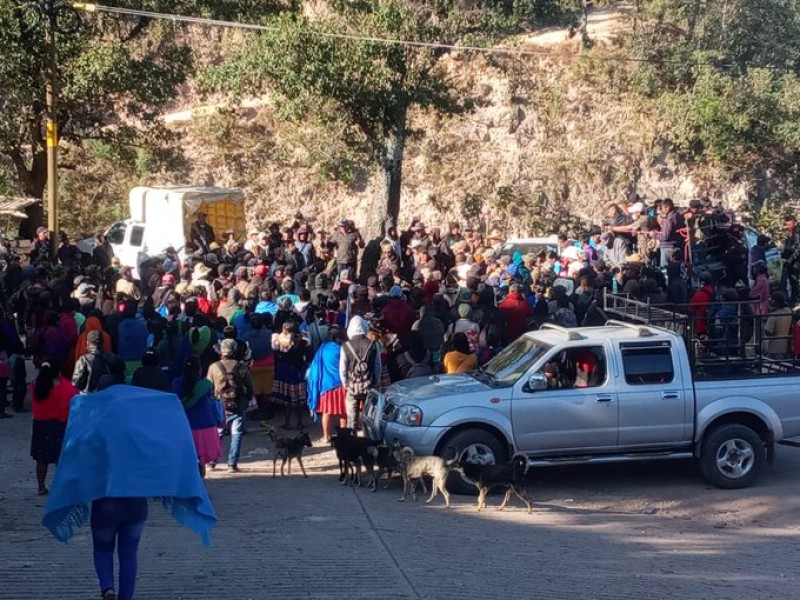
[
  {"x1": 441, "y1": 429, "x2": 508, "y2": 496},
  {"x1": 699, "y1": 424, "x2": 765, "y2": 489}
]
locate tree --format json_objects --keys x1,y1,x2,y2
[
  {"x1": 629, "y1": 0, "x2": 800, "y2": 166},
  {"x1": 204, "y1": 0, "x2": 579, "y2": 238},
  {"x1": 0, "y1": 0, "x2": 280, "y2": 238}
]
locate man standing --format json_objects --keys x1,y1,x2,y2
[
  {"x1": 72, "y1": 331, "x2": 115, "y2": 394},
  {"x1": 190, "y1": 212, "x2": 216, "y2": 254},
  {"x1": 92, "y1": 233, "x2": 114, "y2": 269},
  {"x1": 207, "y1": 338, "x2": 253, "y2": 473},
  {"x1": 30, "y1": 227, "x2": 51, "y2": 262},
  {"x1": 651, "y1": 198, "x2": 686, "y2": 268},
  {"x1": 339, "y1": 316, "x2": 380, "y2": 430},
  {"x1": 330, "y1": 219, "x2": 364, "y2": 277},
  {"x1": 294, "y1": 226, "x2": 316, "y2": 272},
  {"x1": 782, "y1": 215, "x2": 800, "y2": 304}
]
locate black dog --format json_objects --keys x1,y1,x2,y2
[
  {"x1": 331, "y1": 427, "x2": 379, "y2": 486},
  {"x1": 365, "y1": 443, "x2": 401, "y2": 492},
  {"x1": 457, "y1": 454, "x2": 533, "y2": 514},
  {"x1": 272, "y1": 432, "x2": 313, "y2": 478}
]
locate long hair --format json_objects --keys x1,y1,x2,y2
[
  {"x1": 182, "y1": 354, "x2": 201, "y2": 399},
  {"x1": 33, "y1": 362, "x2": 57, "y2": 401}
]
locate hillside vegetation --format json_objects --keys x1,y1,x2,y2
[{"x1": 2, "y1": 1, "x2": 799, "y2": 238}]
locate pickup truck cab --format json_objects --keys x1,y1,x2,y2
[{"x1": 364, "y1": 321, "x2": 800, "y2": 493}]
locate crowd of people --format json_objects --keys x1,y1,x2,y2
[{"x1": 1, "y1": 195, "x2": 798, "y2": 486}]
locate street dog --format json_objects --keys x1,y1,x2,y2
[
  {"x1": 456, "y1": 453, "x2": 533, "y2": 514},
  {"x1": 365, "y1": 443, "x2": 402, "y2": 492},
  {"x1": 393, "y1": 446, "x2": 456, "y2": 508},
  {"x1": 331, "y1": 427, "x2": 379, "y2": 486},
  {"x1": 271, "y1": 431, "x2": 313, "y2": 478}
]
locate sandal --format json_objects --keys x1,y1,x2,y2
[{"x1": 102, "y1": 590, "x2": 116, "y2": 600}]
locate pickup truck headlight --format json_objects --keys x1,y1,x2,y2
[{"x1": 396, "y1": 405, "x2": 423, "y2": 427}]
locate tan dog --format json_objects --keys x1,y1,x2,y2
[{"x1": 393, "y1": 446, "x2": 454, "y2": 508}]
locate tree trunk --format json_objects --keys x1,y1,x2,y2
[
  {"x1": 369, "y1": 105, "x2": 407, "y2": 240},
  {"x1": 9, "y1": 149, "x2": 47, "y2": 240}
]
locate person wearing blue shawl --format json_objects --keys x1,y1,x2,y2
[
  {"x1": 42, "y1": 385, "x2": 217, "y2": 600},
  {"x1": 306, "y1": 325, "x2": 346, "y2": 442}
]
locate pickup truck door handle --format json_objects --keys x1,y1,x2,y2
[
  {"x1": 595, "y1": 395, "x2": 614, "y2": 403},
  {"x1": 661, "y1": 392, "x2": 680, "y2": 400}
]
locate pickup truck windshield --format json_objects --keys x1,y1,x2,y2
[{"x1": 471, "y1": 336, "x2": 551, "y2": 387}]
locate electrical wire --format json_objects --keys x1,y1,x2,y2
[{"x1": 71, "y1": 2, "x2": 795, "y2": 71}]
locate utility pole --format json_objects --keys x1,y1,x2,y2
[
  {"x1": 44, "y1": 0, "x2": 59, "y2": 256},
  {"x1": 26, "y1": 0, "x2": 80, "y2": 256}
]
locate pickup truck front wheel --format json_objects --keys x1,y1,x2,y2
[
  {"x1": 441, "y1": 429, "x2": 508, "y2": 496},
  {"x1": 699, "y1": 424, "x2": 765, "y2": 489}
]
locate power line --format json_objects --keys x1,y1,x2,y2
[
  {"x1": 71, "y1": 2, "x2": 793, "y2": 71},
  {"x1": 70, "y1": 2, "x2": 602, "y2": 59}
]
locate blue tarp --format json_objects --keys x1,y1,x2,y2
[{"x1": 42, "y1": 385, "x2": 217, "y2": 545}]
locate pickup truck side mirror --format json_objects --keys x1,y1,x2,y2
[{"x1": 525, "y1": 373, "x2": 548, "y2": 392}]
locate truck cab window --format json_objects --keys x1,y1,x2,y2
[
  {"x1": 130, "y1": 225, "x2": 145, "y2": 247},
  {"x1": 541, "y1": 346, "x2": 606, "y2": 389},
  {"x1": 621, "y1": 346, "x2": 674, "y2": 385}
]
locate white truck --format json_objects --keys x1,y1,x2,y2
[{"x1": 79, "y1": 185, "x2": 246, "y2": 277}]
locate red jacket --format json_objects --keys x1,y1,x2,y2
[
  {"x1": 688, "y1": 284, "x2": 714, "y2": 335},
  {"x1": 499, "y1": 291, "x2": 533, "y2": 340},
  {"x1": 381, "y1": 299, "x2": 416, "y2": 335}
]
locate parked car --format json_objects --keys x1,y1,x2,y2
[
  {"x1": 499, "y1": 235, "x2": 576, "y2": 259},
  {"x1": 364, "y1": 321, "x2": 800, "y2": 494}
]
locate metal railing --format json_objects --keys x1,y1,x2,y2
[{"x1": 603, "y1": 291, "x2": 800, "y2": 380}]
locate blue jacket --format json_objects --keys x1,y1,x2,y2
[{"x1": 307, "y1": 341, "x2": 343, "y2": 417}]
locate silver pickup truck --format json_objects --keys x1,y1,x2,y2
[{"x1": 363, "y1": 321, "x2": 800, "y2": 494}]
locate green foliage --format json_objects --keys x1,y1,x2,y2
[
  {"x1": 628, "y1": 0, "x2": 800, "y2": 168},
  {"x1": 0, "y1": 0, "x2": 281, "y2": 233}
]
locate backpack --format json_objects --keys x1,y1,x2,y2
[
  {"x1": 344, "y1": 341, "x2": 374, "y2": 397},
  {"x1": 217, "y1": 361, "x2": 244, "y2": 412},
  {"x1": 554, "y1": 307, "x2": 578, "y2": 328}
]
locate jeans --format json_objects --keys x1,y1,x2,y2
[
  {"x1": 227, "y1": 412, "x2": 244, "y2": 466},
  {"x1": 345, "y1": 391, "x2": 364, "y2": 429},
  {"x1": 91, "y1": 497, "x2": 149, "y2": 600}
]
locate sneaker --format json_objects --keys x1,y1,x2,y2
[
  {"x1": 227, "y1": 465, "x2": 240, "y2": 473},
  {"x1": 209, "y1": 462, "x2": 217, "y2": 471}
]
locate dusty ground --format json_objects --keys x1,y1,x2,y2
[{"x1": 2, "y1": 400, "x2": 799, "y2": 600}]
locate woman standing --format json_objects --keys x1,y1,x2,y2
[
  {"x1": 172, "y1": 355, "x2": 222, "y2": 478},
  {"x1": 241, "y1": 314, "x2": 274, "y2": 418},
  {"x1": 307, "y1": 325, "x2": 346, "y2": 442},
  {"x1": 30, "y1": 362, "x2": 78, "y2": 495},
  {"x1": 443, "y1": 333, "x2": 478, "y2": 374},
  {"x1": 271, "y1": 320, "x2": 309, "y2": 430}
]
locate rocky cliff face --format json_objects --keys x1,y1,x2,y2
[{"x1": 83, "y1": 7, "x2": 772, "y2": 237}]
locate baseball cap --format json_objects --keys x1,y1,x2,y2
[
  {"x1": 254, "y1": 264, "x2": 268, "y2": 278},
  {"x1": 220, "y1": 338, "x2": 238, "y2": 357},
  {"x1": 389, "y1": 285, "x2": 403, "y2": 298}
]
